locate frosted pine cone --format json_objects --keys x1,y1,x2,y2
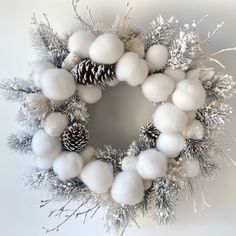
[
  {"x1": 61, "y1": 122, "x2": 89, "y2": 152},
  {"x1": 71, "y1": 59, "x2": 115, "y2": 86},
  {"x1": 139, "y1": 122, "x2": 160, "y2": 144}
]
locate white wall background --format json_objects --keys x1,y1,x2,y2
[{"x1": 1, "y1": 0, "x2": 236, "y2": 236}]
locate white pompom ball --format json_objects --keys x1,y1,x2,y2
[
  {"x1": 80, "y1": 160, "x2": 114, "y2": 194},
  {"x1": 30, "y1": 61, "x2": 55, "y2": 87},
  {"x1": 36, "y1": 158, "x2": 54, "y2": 170},
  {"x1": 79, "y1": 146, "x2": 96, "y2": 164},
  {"x1": 126, "y1": 38, "x2": 145, "y2": 57},
  {"x1": 172, "y1": 79, "x2": 206, "y2": 111},
  {"x1": 116, "y1": 52, "x2": 148, "y2": 86},
  {"x1": 77, "y1": 85, "x2": 102, "y2": 104},
  {"x1": 145, "y1": 44, "x2": 168, "y2": 72},
  {"x1": 182, "y1": 119, "x2": 204, "y2": 140},
  {"x1": 89, "y1": 33, "x2": 124, "y2": 64},
  {"x1": 153, "y1": 103, "x2": 188, "y2": 133},
  {"x1": 41, "y1": 68, "x2": 76, "y2": 101},
  {"x1": 142, "y1": 73, "x2": 175, "y2": 103},
  {"x1": 53, "y1": 152, "x2": 84, "y2": 180},
  {"x1": 156, "y1": 132, "x2": 186, "y2": 158},
  {"x1": 106, "y1": 78, "x2": 120, "y2": 87},
  {"x1": 181, "y1": 158, "x2": 200, "y2": 177},
  {"x1": 43, "y1": 112, "x2": 68, "y2": 137},
  {"x1": 137, "y1": 149, "x2": 167, "y2": 179},
  {"x1": 200, "y1": 69, "x2": 215, "y2": 81},
  {"x1": 186, "y1": 110, "x2": 196, "y2": 119},
  {"x1": 32, "y1": 129, "x2": 62, "y2": 159},
  {"x1": 164, "y1": 67, "x2": 185, "y2": 82},
  {"x1": 121, "y1": 156, "x2": 137, "y2": 172},
  {"x1": 111, "y1": 171, "x2": 144, "y2": 205},
  {"x1": 68, "y1": 31, "x2": 96, "y2": 58},
  {"x1": 185, "y1": 69, "x2": 200, "y2": 80}
]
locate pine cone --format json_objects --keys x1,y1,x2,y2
[
  {"x1": 61, "y1": 122, "x2": 89, "y2": 152},
  {"x1": 139, "y1": 122, "x2": 160, "y2": 144},
  {"x1": 71, "y1": 59, "x2": 115, "y2": 85}
]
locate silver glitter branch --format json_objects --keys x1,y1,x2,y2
[
  {"x1": 0, "y1": 78, "x2": 40, "y2": 102},
  {"x1": 31, "y1": 14, "x2": 68, "y2": 67},
  {"x1": 127, "y1": 139, "x2": 155, "y2": 157},
  {"x1": 146, "y1": 15, "x2": 177, "y2": 48},
  {"x1": 8, "y1": 131, "x2": 33, "y2": 154}
]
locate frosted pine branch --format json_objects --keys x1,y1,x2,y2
[
  {"x1": 0, "y1": 78, "x2": 40, "y2": 102},
  {"x1": 8, "y1": 131, "x2": 33, "y2": 154}
]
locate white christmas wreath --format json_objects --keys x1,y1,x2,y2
[{"x1": 1, "y1": 1, "x2": 236, "y2": 234}]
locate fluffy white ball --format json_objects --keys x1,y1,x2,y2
[
  {"x1": 164, "y1": 67, "x2": 185, "y2": 82},
  {"x1": 41, "y1": 68, "x2": 76, "y2": 101},
  {"x1": 53, "y1": 152, "x2": 84, "y2": 180},
  {"x1": 68, "y1": 31, "x2": 96, "y2": 58},
  {"x1": 145, "y1": 44, "x2": 168, "y2": 72},
  {"x1": 153, "y1": 103, "x2": 188, "y2": 133},
  {"x1": 30, "y1": 61, "x2": 55, "y2": 87},
  {"x1": 186, "y1": 110, "x2": 196, "y2": 119},
  {"x1": 142, "y1": 73, "x2": 175, "y2": 103},
  {"x1": 181, "y1": 158, "x2": 200, "y2": 177},
  {"x1": 111, "y1": 171, "x2": 144, "y2": 205},
  {"x1": 89, "y1": 33, "x2": 124, "y2": 64},
  {"x1": 43, "y1": 112, "x2": 68, "y2": 137},
  {"x1": 80, "y1": 160, "x2": 114, "y2": 194},
  {"x1": 156, "y1": 132, "x2": 186, "y2": 158},
  {"x1": 116, "y1": 52, "x2": 148, "y2": 86},
  {"x1": 185, "y1": 69, "x2": 200, "y2": 80},
  {"x1": 77, "y1": 85, "x2": 102, "y2": 104},
  {"x1": 32, "y1": 129, "x2": 62, "y2": 159},
  {"x1": 137, "y1": 149, "x2": 167, "y2": 179},
  {"x1": 79, "y1": 146, "x2": 96, "y2": 164},
  {"x1": 36, "y1": 158, "x2": 54, "y2": 170},
  {"x1": 126, "y1": 38, "x2": 145, "y2": 57},
  {"x1": 121, "y1": 156, "x2": 138, "y2": 172},
  {"x1": 182, "y1": 119, "x2": 204, "y2": 140},
  {"x1": 172, "y1": 79, "x2": 206, "y2": 111}
]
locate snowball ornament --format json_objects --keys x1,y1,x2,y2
[
  {"x1": 164, "y1": 67, "x2": 185, "y2": 82},
  {"x1": 43, "y1": 112, "x2": 68, "y2": 137},
  {"x1": 153, "y1": 103, "x2": 188, "y2": 133},
  {"x1": 32, "y1": 129, "x2": 62, "y2": 159},
  {"x1": 77, "y1": 85, "x2": 102, "y2": 104},
  {"x1": 181, "y1": 158, "x2": 200, "y2": 177},
  {"x1": 172, "y1": 79, "x2": 206, "y2": 111},
  {"x1": 30, "y1": 61, "x2": 55, "y2": 87},
  {"x1": 157, "y1": 132, "x2": 186, "y2": 158},
  {"x1": 182, "y1": 119, "x2": 204, "y2": 140},
  {"x1": 111, "y1": 171, "x2": 144, "y2": 205},
  {"x1": 89, "y1": 33, "x2": 124, "y2": 64},
  {"x1": 142, "y1": 73, "x2": 175, "y2": 103},
  {"x1": 137, "y1": 149, "x2": 168, "y2": 179},
  {"x1": 41, "y1": 68, "x2": 76, "y2": 101},
  {"x1": 80, "y1": 160, "x2": 113, "y2": 194},
  {"x1": 68, "y1": 31, "x2": 96, "y2": 58},
  {"x1": 145, "y1": 44, "x2": 168, "y2": 72},
  {"x1": 79, "y1": 145, "x2": 96, "y2": 164},
  {"x1": 121, "y1": 156, "x2": 138, "y2": 172},
  {"x1": 116, "y1": 52, "x2": 148, "y2": 86},
  {"x1": 53, "y1": 152, "x2": 84, "y2": 180}
]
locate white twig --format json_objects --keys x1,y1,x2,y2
[
  {"x1": 208, "y1": 57, "x2": 226, "y2": 69},
  {"x1": 202, "y1": 22, "x2": 224, "y2": 44},
  {"x1": 125, "y1": 2, "x2": 133, "y2": 19},
  {"x1": 211, "y1": 47, "x2": 236, "y2": 57}
]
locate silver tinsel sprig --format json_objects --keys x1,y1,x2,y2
[
  {"x1": 94, "y1": 145, "x2": 125, "y2": 173},
  {"x1": 57, "y1": 95, "x2": 89, "y2": 123},
  {"x1": 196, "y1": 101, "x2": 232, "y2": 130},
  {"x1": 168, "y1": 25, "x2": 204, "y2": 70},
  {"x1": 104, "y1": 204, "x2": 138, "y2": 234},
  {"x1": 146, "y1": 15, "x2": 178, "y2": 48},
  {"x1": 31, "y1": 14, "x2": 68, "y2": 67},
  {"x1": 126, "y1": 140, "x2": 155, "y2": 157},
  {"x1": 0, "y1": 78, "x2": 40, "y2": 102},
  {"x1": 8, "y1": 131, "x2": 33, "y2": 154},
  {"x1": 150, "y1": 178, "x2": 183, "y2": 224},
  {"x1": 203, "y1": 73, "x2": 236, "y2": 102}
]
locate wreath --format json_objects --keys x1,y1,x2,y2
[{"x1": 1, "y1": 1, "x2": 236, "y2": 234}]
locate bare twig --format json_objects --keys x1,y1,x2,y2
[
  {"x1": 202, "y1": 21, "x2": 224, "y2": 44},
  {"x1": 40, "y1": 199, "x2": 52, "y2": 208},
  {"x1": 211, "y1": 47, "x2": 236, "y2": 57},
  {"x1": 48, "y1": 199, "x2": 73, "y2": 218}
]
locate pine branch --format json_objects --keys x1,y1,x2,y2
[
  {"x1": 0, "y1": 78, "x2": 40, "y2": 102},
  {"x1": 8, "y1": 131, "x2": 33, "y2": 154}
]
